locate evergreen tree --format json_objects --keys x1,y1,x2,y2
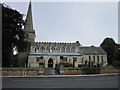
[
  {"x1": 100, "y1": 38, "x2": 120, "y2": 67},
  {"x1": 2, "y1": 4, "x2": 26, "y2": 67}
]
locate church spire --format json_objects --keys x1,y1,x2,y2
[
  {"x1": 25, "y1": 1, "x2": 33, "y2": 30},
  {"x1": 24, "y1": 1, "x2": 35, "y2": 43}
]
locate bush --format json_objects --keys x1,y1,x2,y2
[
  {"x1": 102, "y1": 65, "x2": 113, "y2": 69},
  {"x1": 82, "y1": 67, "x2": 100, "y2": 74},
  {"x1": 112, "y1": 60, "x2": 120, "y2": 67},
  {"x1": 64, "y1": 62, "x2": 72, "y2": 67}
]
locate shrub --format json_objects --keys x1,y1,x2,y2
[
  {"x1": 112, "y1": 60, "x2": 120, "y2": 67},
  {"x1": 64, "y1": 62, "x2": 72, "y2": 67},
  {"x1": 82, "y1": 67, "x2": 100, "y2": 74}
]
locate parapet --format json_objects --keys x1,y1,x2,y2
[{"x1": 34, "y1": 41, "x2": 80, "y2": 46}]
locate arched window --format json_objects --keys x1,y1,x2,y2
[
  {"x1": 85, "y1": 61, "x2": 87, "y2": 65},
  {"x1": 101, "y1": 56, "x2": 104, "y2": 62},
  {"x1": 54, "y1": 47, "x2": 57, "y2": 52},
  {"x1": 93, "y1": 56, "x2": 95, "y2": 62},
  {"x1": 89, "y1": 56, "x2": 91, "y2": 62},
  {"x1": 41, "y1": 46, "x2": 45, "y2": 53},
  {"x1": 61, "y1": 47, "x2": 65, "y2": 53},
  {"x1": 51, "y1": 47, "x2": 55, "y2": 53},
  {"x1": 35, "y1": 48, "x2": 37, "y2": 52},
  {"x1": 30, "y1": 46, "x2": 33, "y2": 52},
  {"x1": 66, "y1": 47, "x2": 70, "y2": 53},
  {"x1": 46, "y1": 47, "x2": 50, "y2": 53},
  {"x1": 56, "y1": 47, "x2": 60, "y2": 53},
  {"x1": 35, "y1": 46, "x2": 39, "y2": 52},
  {"x1": 71, "y1": 47, "x2": 75, "y2": 53},
  {"x1": 97, "y1": 56, "x2": 99, "y2": 62}
]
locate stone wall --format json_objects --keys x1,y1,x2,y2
[
  {"x1": 82, "y1": 55, "x2": 107, "y2": 67},
  {"x1": 2, "y1": 70, "x2": 43, "y2": 76},
  {"x1": 62, "y1": 68, "x2": 119, "y2": 75},
  {"x1": 26, "y1": 70, "x2": 42, "y2": 76},
  {"x1": 1, "y1": 68, "x2": 119, "y2": 76},
  {"x1": 100, "y1": 68, "x2": 120, "y2": 74},
  {"x1": 28, "y1": 55, "x2": 82, "y2": 68},
  {"x1": 2, "y1": 70, "x2": 23, "y2": 76},
  {"x1": 63, "y1": 69, "x2": 83, "y2": 75}
]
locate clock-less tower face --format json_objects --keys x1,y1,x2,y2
[
  {"x1": 24, "y1": 30, "x2": 35, "y2": 43},
  {"x1": 24, "y1": 1, "x2": 36, "y2": 43}
]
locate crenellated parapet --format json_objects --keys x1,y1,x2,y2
[
  {"x1": 33, "y1": 41, "x2": 80, "y2": 45},
  {"x1": 32, "y1": 41, "x2": 81, "y2": 47}
]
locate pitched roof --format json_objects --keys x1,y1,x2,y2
[
  {"x1": 79, "y1": 46, "x2": 107, "y2": 55},
  {"x1": 29, "y1": 53, "x2": 82, "y2": 56}
]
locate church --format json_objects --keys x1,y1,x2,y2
[{"x1": 21, "y1": 2, "x2": 108, "y2": 71}]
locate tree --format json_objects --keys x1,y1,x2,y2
[
  {"x1": 114, "y1": 44, "x2": 120, "y2": 60},
  {"x1": 100, "y1": 38, "x2": 120, "y2": 67},
  {"x1": 2, "y1": 4, "x2": 27, "y2": 67},
  {"x1": 100, "y1": 38, "x2": 116, "y2": 65},
  {"x1": 113, "y1": 44, "x2": 120, "y2": 67}
]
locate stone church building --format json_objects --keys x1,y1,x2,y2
[{"x1": 20, "y1": 2, "x2": 108, "y2": 72}]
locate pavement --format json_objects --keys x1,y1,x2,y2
[{"x1": 1, "y1": 73, "x2": 119, "y2": 78}]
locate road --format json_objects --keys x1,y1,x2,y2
[{"x1": 2, "y1": 75, "x2": 118, "y2": 88}]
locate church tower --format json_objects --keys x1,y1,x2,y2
[
  {"x1": 24, "y1": 1, "x2": 35, "y2": 43},
  {"x1": 16, "y1": 1, "x2": 36, "y2": 67}
]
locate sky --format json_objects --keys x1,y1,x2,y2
[{"x1": 3, "y1": 1, "x2": 118, "y2": 46}]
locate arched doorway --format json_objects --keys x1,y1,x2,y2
[
  {"x1": 97, "y1": 63, "x2": 100, "y2": 67},
  {"x1": 48, "y1": 58, "x2": 53, "y2": 67}
]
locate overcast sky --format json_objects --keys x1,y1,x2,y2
[{"x1": 4, "y1": 1, "x2": 118, "y2": 46}]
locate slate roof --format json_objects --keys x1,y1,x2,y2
[
  {"x1": 79, "y1": 46, "x2": 107, "y2": 55},
  {"x1": 29, "y1": 53, "x2": 82, "y2": 56}
]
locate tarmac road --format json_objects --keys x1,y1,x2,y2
[{"x1": 2, "y1": 74, "x2": 118, "y2": 88}]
